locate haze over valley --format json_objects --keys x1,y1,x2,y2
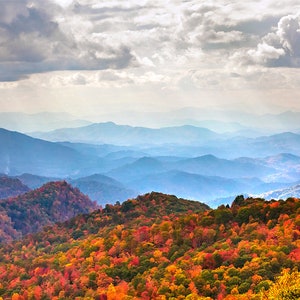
[{"x1": 1, "y1": 113, "x2": 300, "y2": 206}]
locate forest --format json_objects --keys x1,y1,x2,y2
[{"x1": 0, "y1": 190, "x2": 299, "y2": 299}]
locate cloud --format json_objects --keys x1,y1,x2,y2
[
  {"x1": 277, "y1": 15, "x2": 300, "y2": 56},
  {"x1": 0, "y1": 0, "x2": 137, "y2": 81},
  {"x1": 1, "y1": 0, "x2": 300, "y2": 86},
  {"x1": 239, "y1": 14, "x2": 300, "y2": 68}
]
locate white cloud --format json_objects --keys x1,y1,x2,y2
[
  {"x1": 0, "y1": 0, "x2": 138, "y2": 81},
  {"x1": 248, "y1": 42, "x2": 285, "y2": 64},
  {"x1": 1, "y1": 0, "x2": 300, "y2": 120},
  {"x1": 236, "y1": 14, "x2": 300, "y2": 68}
]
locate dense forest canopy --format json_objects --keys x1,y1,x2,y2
[{"x1": 0, "y1": 191, "x2": 299, "y2": 299}]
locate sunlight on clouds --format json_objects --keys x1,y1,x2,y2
[
  {"x1": 248, "y1": 43, "x2": 285, "y2": 64},
  {"x1": 0, "y1": 0, "x2": 300, "y2": 119}
]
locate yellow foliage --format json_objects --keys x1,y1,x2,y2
[
  {"x1": 153, "y1": 249, "x2": 163, "y2": 258},
  {"x1": 231, "y1": 287, "x2": 239, "y2": 295},
  {"x1": 166, "y1": 264, "x2": 177, "y2": 274},
  {"x1": 262, "y1": 269, "x2": 300, "y2": 300}
]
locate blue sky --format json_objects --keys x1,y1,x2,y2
[{"x1": 0, "y1": 0, "x2": 300, "y2": 125}]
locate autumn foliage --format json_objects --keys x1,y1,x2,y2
[
  {"x1": 0, "y1": 192, "x2": 299, "y2": 299},
  {"x1": 0, "y1": 181, "x2": 97, "y2": 243}
]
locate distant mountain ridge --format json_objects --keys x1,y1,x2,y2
[
  {"x1": 0, "y1": 176, "x2": 30, "y2": 199},
  {"x1": 1, "y1": 127, "x2": 300, "y2": 205},
  {"x1": 69, "y1": 174, "x2": 137, "y2": 205},
  {"x1": 255, "y1": 183, "x2": 300, "y2": 200},
  {"x1": 30, "y1": 122, "x2": 221, "y2": 146},
  {"x1": 0, "y1": 128, "x2": 96, "y2": 177},
  {"x1": 29, "y1": 123, "x2": 300, "y2": 158}
]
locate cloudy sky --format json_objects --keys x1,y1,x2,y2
[{"x1": 1, "y1": 0, "x2": 300, "y2": 125}]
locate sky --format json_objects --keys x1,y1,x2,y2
[{"x1": 0, "y1": 0, "x2": 300, "y2": 125}]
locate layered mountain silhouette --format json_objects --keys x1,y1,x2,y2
[
  {"x1": 31, "y1": 122, "x2": 221, "y2": 145},
  {"x1": 2, "y1": 127, "x2": 300, "y2": 205},
  {"x1": 70, "y1": 174, "x2": 137, "y2": 205},
  {"x1": 0, "y1": 128, "x2": 89, "y2": 177}
]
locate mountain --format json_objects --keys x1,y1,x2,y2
[
  {"x1": 170, "y1": 108, "x2": 300, "y2": 132},
  {"x1": 255, "y1": 183, "x2": 300, "y2": 200},
  {"x1": 0, "y1": 181, "x2": 97, "y2": 243},
  {"x1": 29, "y1": 122, "x2": 300, "y2": 158},
  {"x1": 128, "y1": 170, "x2": 251, "y2": 202},
  {"x1": 2, "y1": 128, "x2": 300, "y2": 205},
  {"x1": 212, "y1": 132, "x2": 300, "y2": 159},
  {"x1": 0, "y1": 176, "x2": 30, "y2": 198},
  {"x1": 133, "y1": 136, "x2": 300, "y2": 158},
  {"x1": 107, "y1": 157, "x2": 166, "y2": 182},
  {"x1": 0, "y1": 194, "x2": 299, "y2": 299},
  {"x1": 30, "y1": 122, "x2": 220, "y2": 146},
  {"x1": 15, "y1": 173, "x2": 60, "y2": 189},
  {"x1": 172, "y1": 154, "x2": 275, "y2": 178},
  {"x1": 236, "y1": 153, "x2": 300, "y2": 182},
  {"x1": 0, "y1": 112, "x2": 91, "y2": 133},
  {"x1": 98, "y1": 107, "x2": 300, "y2": 132},
  {"x1": 69, "y1": 174, "x2": 137, "y2": 205},
  {"x1": 107, "y1": 154, "x2": 276, "y2": 185},
  {"x1": 0, "y1": 128, "x2": 96, "y2": 177},
  {"x1": 57, "y1": 141, "x2": 138, "y2": 158}
]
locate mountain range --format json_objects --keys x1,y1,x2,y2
[
  {"x1": 2, "y1": 126, "x2": 300, "y2": 205},
  {"x1": 87, "y1": 108, "x2": 300, "y2": 134},
  {"x1": 30, "y1": 122, "x2": 300, "y2": 159},
  {"x1": 31, "y1": 122, "x2": 221, "y2": 146},
  {"x1": 255, "y1": 183, "x2": 300, "y2": 200}
]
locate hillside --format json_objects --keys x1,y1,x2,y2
[
  {"x1": 0, "y1": 193, "x2": 299, "y2": 299},
  {"x1": 0, "y1": 181, "x2": 97, "y2": 243},
  {"x1": 0, "y1": 176, "x2": 30, "y2": 198}
]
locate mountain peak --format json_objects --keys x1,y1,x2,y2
[{"x1": 118, "y1": 192, "x2": 210, "y2": 217}]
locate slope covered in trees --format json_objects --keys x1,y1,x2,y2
[
  {"x1": 0, "y1": 181, "x2": 97, "y2": 243},
  {"x1": 0, "y1": 193, "x2": 299, "y2": 299}
]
